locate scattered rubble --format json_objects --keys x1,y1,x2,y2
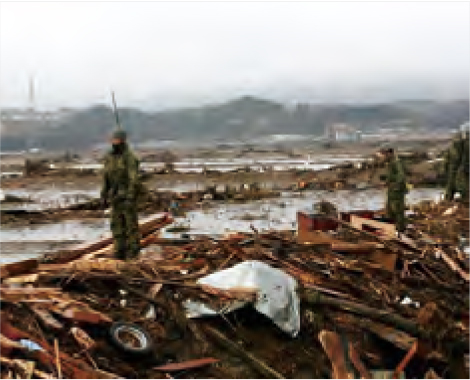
[{"x1": 1, "y1": 196, "x2": 468, "y2": 379}]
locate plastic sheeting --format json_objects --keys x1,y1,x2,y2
[{"x1": 183, "y1": 260, "x2": 300, "y2": 337}]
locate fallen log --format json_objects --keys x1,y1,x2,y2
[
  {"x1": 203, "y1": 325, "x2": 284, "y2": 379},
  {"x1": 303, "y1": 291, "x2": 423, "y2": 337}
]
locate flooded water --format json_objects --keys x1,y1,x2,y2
[
  {"x1": 1, "y1": 154, "x2": 363, "y2": 211},
  {"x1": 164, "y1": 187, "x2": 443, "y2": 238},
  {"x1": 1, "y1": 187, "x2": 443, "y2": 264},
  {"x1": 69, "y1": 155, "x2": 361, "y2": 173},
  {"x1": 1, "y1": 188, "x2": 100, "y2": 211},
  {"x1": 1, "y1": 219, "x2": 109, "y2": 264}
]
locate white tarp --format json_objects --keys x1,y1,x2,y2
[{"x1": 183, "y1": 260, "x2": 300, "y2": 337}]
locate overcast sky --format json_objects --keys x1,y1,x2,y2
[{"x1": 1, "y1": 1, "x2": 469, "y2": 109}]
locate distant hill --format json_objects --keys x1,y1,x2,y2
[{"x1": 1, "y1": 97, "x2": 468, "y2": 150}]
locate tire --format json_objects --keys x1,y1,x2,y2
[{"x1": 108, "y1": 322, "x2": 154, "y2": 356}]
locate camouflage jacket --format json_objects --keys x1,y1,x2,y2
[
  {"x1": 387, "y1": 155, "x2": 407, "y2": 194},
  {"x1": 101, "y1": 144, "x2": 140, "y2": 202},
  {"x1": 461, "y1": 136, "x2": 469, "y2": 174},
  {"x1": 447, "y1": 137, "x2": 466, "y2": 173}
]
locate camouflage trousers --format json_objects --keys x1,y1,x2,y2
[
  {"x1": 446, "y1": 169, "x2": 469, "y2": 201},
  {"x1": 445, "y1": 169, "x2": 457, "y2": 201},
  {"x1": 110, "y1": 201, "x2": 140, "y2": 260},
  {"x1": 386, "y1": 191, "x2": 406, "y2": 233},
  {"x1": 456, "y1": 168, "x2": 469, "y2": 202}
]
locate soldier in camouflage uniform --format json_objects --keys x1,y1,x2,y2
[
  {"x1": 385, "y1": 148, "x2": 408, "y2": 233},
  {"x1": 445, "y1": 130, "x2": 469, "y2": 202},
  {"x1": 101, "y1": 130, "x2": 141, "y2": 260},
  {"x1": 456, "y1": 130, "x2": 469, "y2": 202}
]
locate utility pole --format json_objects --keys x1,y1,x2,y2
[{"x1": 28, "y1": 76, "x2": 35, "y2": 112}]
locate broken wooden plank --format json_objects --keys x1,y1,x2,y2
[
  {"x1": 350, "y1": 215, "x2": 396, "y2": 239},
  {"x1": 331, "y1": 241, "x2": 385, "y2": 252},
  {"x1": 393, "y1": 341, "x2": 418, "y2": 378},
  {"x1": 153, "y1": 357, "x2": 219, "y2": 372},
  {"x1": 358, "y1": 320, "x2": 416, "y2": 351},
  {"x1": 41, "y1": 213, "x2": 173, "y2": 265},
  {"x1": 148, "y1": 283, "x2": 163, "y2": 298},
  {"x1": 0, "y1": 287, "x2": 63, "y2": 303},
  {"x1": 1, "y1": 333, "x2": 26, "y2": 356},
  {"x1": 318, "y1": 330, "x2": 354, "y2": 379},
  {"x1": 56, "y1": 306, "x2": 112, "y2": 325},
  {"x1": 368, "y1": 251, "x2": 398, "y2": 271},
  {"x1": 0, "y1": 259, "x2": 39, "y2": 280},
  {"x1": 330, "y1": 216, "x2": 402, "y2": 253},
  {"x1": 348, "y1": 341, "x2": 372, "y2": 379},
  {"x1": 203, "y1": 325, "x2": 284, "y2": 379},
  {"x1": 435, "y1": 248, "x2": 470, "y2": 282},
  {"x1": 30, "y1": 305, "x2": 64, "y2": 331},
  {"x1": 297, "y1": 229, "x2": 335, "y2": 245},
  {"x1": 2, "y1": 274, "x2": 39, "y2": 285},
  {"x1": 303, "y1": 291, "x2": 422, "y2": 337}
]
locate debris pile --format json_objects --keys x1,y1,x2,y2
[{"x1": 1, "y1": 201, "x2": 469, "y2": 379}]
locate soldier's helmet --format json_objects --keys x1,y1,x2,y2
[{"x1": 112, "y1": 130, "x2": 127, "y2": 141}]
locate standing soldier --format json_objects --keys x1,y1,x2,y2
[
  {"x1": 445, "y1": 127, "x2": 469, "y2": 202},
  {"x1": 385, "y1": 148, "x2": 408, "y2": 233},
  {"x1": 455, "y1": 129, "x2": 469, "y2": 202},
  {"x1": 101, "y1": 130, "x2": 141, "y2": 260}
]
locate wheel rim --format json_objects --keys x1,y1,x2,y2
[{"x1": 115, "y1": 325, "x2": 148, "y2": 349}]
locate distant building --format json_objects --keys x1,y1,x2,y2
[{"x1": 325, "y1": 123, "x2": 361, "y2": 142}]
